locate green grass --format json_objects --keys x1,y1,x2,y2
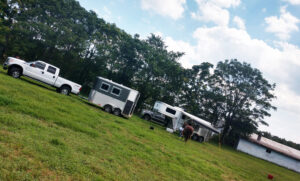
[{"x1": 0, "y1": 67, "x2": 299, "y2": 181}]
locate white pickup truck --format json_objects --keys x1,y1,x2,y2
[{"x1": 3, "y1": 57, "x2": 82, "y2": 95}]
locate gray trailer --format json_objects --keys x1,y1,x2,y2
[{"x1": 88, "y1": 77, "x2": 140, "y2": 118}]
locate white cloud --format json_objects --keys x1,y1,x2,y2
[
  {"x1": 195, "y1": 0, "x2": 241, "y2": 8},
  {"x1": 282, "y1": 0, "x2": 300, "y2": 5},
  {"x1": 265, "y1": 6, "x2": 300, "y2": 41},
  {"x1": 153, "y1": 31, "x2": 164, "y2": 37},
  {"x1": 191, "y1": 0, "x2": 241, "y2": 26},
  {"x1": 164, "y1": 37, "x2": 198, "y2": 68},
  {"x1": 191, "y1": 3, "x2": 230, "y2": 26},
  {"x1": 162, "y1": 26, "x2": 300, "y2": 143},
  {"x1": 141, "y1": 0, "x2": 186, "y2": 20},
  {"x1": 233, "y1": 16, "x2": 246, "y2": 30}
]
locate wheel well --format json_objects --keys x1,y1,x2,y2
[
  {"x1": 198, "y1": 136, "x2": 204, "y2": 143},
  {"x1": 9, "y1": 65, "x2": 23, "y2": 75},
  {"x1": 113, "y1": 107, "x2": 121, "y2": 111},
  {"x1": 104, "y1": 104, "x2": 112, "y2": 109},
  {"x1": 143, "y1": 113, "x2": 151, "y2": 119},
  {"x1": 60, "y1": 84, "x2": 72, "y2": 91},
  {"x1": 192, "y1": 134, "x2": 199, "y2": 140}
]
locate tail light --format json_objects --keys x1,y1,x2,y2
[{"x1": 79, "y1": 87, "x2": 82, "y2": 92}]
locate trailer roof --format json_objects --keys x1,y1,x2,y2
[
  {"x1": 96, "y1": 76, "x2": 139, "y2": 93},
  {"x1": 182, "y1": 111, "x2": 220, "y2": 134},
  {"x1": 247, "y1": 134, "x2": 300, "y2": 161}
]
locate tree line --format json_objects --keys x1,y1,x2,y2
[{"x1": 0, "y1": 0, "x2": 277, "y2": 145}]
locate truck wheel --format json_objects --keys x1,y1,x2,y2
[
  {"x1": 60, "y1": 86, "x2": 70, "y2": 95},
  {"x1": 198, "y1": 136, "x2": 204, "y2": 143},
  {"x1": 104, "y1": 105, "x2": 112, "y2": 113},
  {"x1": 143, "y1": 114, "x2": 151, "y2": 121},
  {"x1": 9, "y1": 67, "x2": 21, "y2": 78},
  {"x1": 113, "y1": 108, "x2": 121, "y2": 116}
]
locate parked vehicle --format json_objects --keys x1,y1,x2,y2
[
  {"x1": 141, "y1": 101, "x2": 220, "y2": 142},
  {"x1": 88, "y1": 76, "x2": 140, "y2": 118},
  {"x1": 3, "y1": 57, "x2": 82, "y2": 95}
]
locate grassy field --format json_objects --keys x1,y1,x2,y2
[{"x1": 0, "y1": 67, "x2": 299, "y2": 181}]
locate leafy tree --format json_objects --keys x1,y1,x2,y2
[
  {"x1": 180, "y1": 62, "x2": 214, "y2": 116},
  {"x1": 210, "y1": 60, "x2": 276, "y2": 145},
  {"x1": 132, "y1": 34, "x2": 184, "y2": 109}
]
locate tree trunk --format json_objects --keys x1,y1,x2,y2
[{"x1": 221, "y1": 121, "x2": 230, "y2": 144}]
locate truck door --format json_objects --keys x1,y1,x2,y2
[
  {"x1": 153, "y1": 112, "x2": 165, "y2": 121},
  {"x1": 25, "y1": 61, "x2": 46, "y2": 81},
  {"x1": 42, "y1": 65, "x2": 57, "y2": 85}
]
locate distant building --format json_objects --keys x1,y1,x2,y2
[{"x1": 236, "y1": 134, "x2": 300, "y2": 173}]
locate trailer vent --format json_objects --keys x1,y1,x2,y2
[{"x1": 123, "y1": 100, "x2": 134, "y2": 115}]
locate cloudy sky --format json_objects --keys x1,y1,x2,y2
[{"x1": 77, "y1": 0, "x2": 300, "y2": 143}]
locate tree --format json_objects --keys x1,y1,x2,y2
[
  {"x1": 131, "y1": 34, "x2": 184, "y2": 109},
  {"x1": 180, "y1": 62, "x2": 214, "y2": 116},
  {"x1": 208, "y1": 59, "x2": 276, "y2": 145}
]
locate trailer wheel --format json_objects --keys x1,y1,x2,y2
[
  {"x1": 104, "y1": 105, "x2": 112, "y2": 113},
  {"x1": 198, "y1": 136, "x2": 204, "y2": 143},
  {"x1": 113, "y1": 108, "x2": 121, "y2": 116},
  {"x1": 192, "y1": 134, "x2": 199, "y2": 141},
  {"x1": 143, "y1": 114, "x2": 151, "y2": 121},
  {"x1": 9, "y1": 67, "x2": 21, "y2": 78}
]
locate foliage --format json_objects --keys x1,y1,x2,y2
[{"x1": 180, "y1": 60, "x2": 276, "y2": 145}]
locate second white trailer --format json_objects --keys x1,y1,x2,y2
[{"x1": 152, "y1": 101, "x2": 220, "y2": 142}]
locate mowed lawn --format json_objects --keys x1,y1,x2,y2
[{"x1": 0, "y1": 67, "x2": 299, "y2": 181}]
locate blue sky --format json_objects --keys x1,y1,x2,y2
[{"x1": 78, "y1": 0, "x2": 300, "y2": 144}]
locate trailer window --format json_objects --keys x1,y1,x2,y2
[
  {"x1": 35, "y1": 62, "x2": 46, "y2": 70},
  {"x1": 47, "y1": 66, "x2": 56, "y2": 74},
  {"x1": 111, "y1": 87, "x2": 121, "y2": 96},
  {"x1": 166, "y1": 107, "x2": 176, "y2": 115},
  {"x1": 100, "y1": 82, "x2": 110, "y2": 91}
]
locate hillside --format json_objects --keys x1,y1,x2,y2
[{"x1": 0, "y1": 67, "x2": 299, "y2": 181}]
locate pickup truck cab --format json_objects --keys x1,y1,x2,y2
[{"x1": 3, "y1": 57, "x2": 81, "y2": 95}]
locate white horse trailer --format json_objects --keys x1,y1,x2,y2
[
  {"x1": 152, "y1": 101, "x2": 220, "y2": 142},
  {"x1": 88, "y1": 77, "x2": 140, "y2": 118}
]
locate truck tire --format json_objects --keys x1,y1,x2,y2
[
  {"x1": 104, "y1": 105, "x2": 112, "y2": 113},
  {"x1": 9, "y1": 67, "x2": 21, "y2": 78},
  {"x1": 60, "y1": 85, "x2": 70, "y2": 95},
  {"x1": 143, "y1": 114, "x2": 151, "y2": 121},
  {"x1": 113, "y1": 108, "x2": 121, "y2": 116}
]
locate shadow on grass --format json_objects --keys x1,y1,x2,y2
[
  {"x1": 82, "y1": 100, "x2": 102, "y2": 110},
  {"x1": 21, "y1": 77, "x2": 56, "y2": 92}
]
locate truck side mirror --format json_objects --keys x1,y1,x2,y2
[{"x1": 30, "y1": 63, "x2": 35, "y2": 67}]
